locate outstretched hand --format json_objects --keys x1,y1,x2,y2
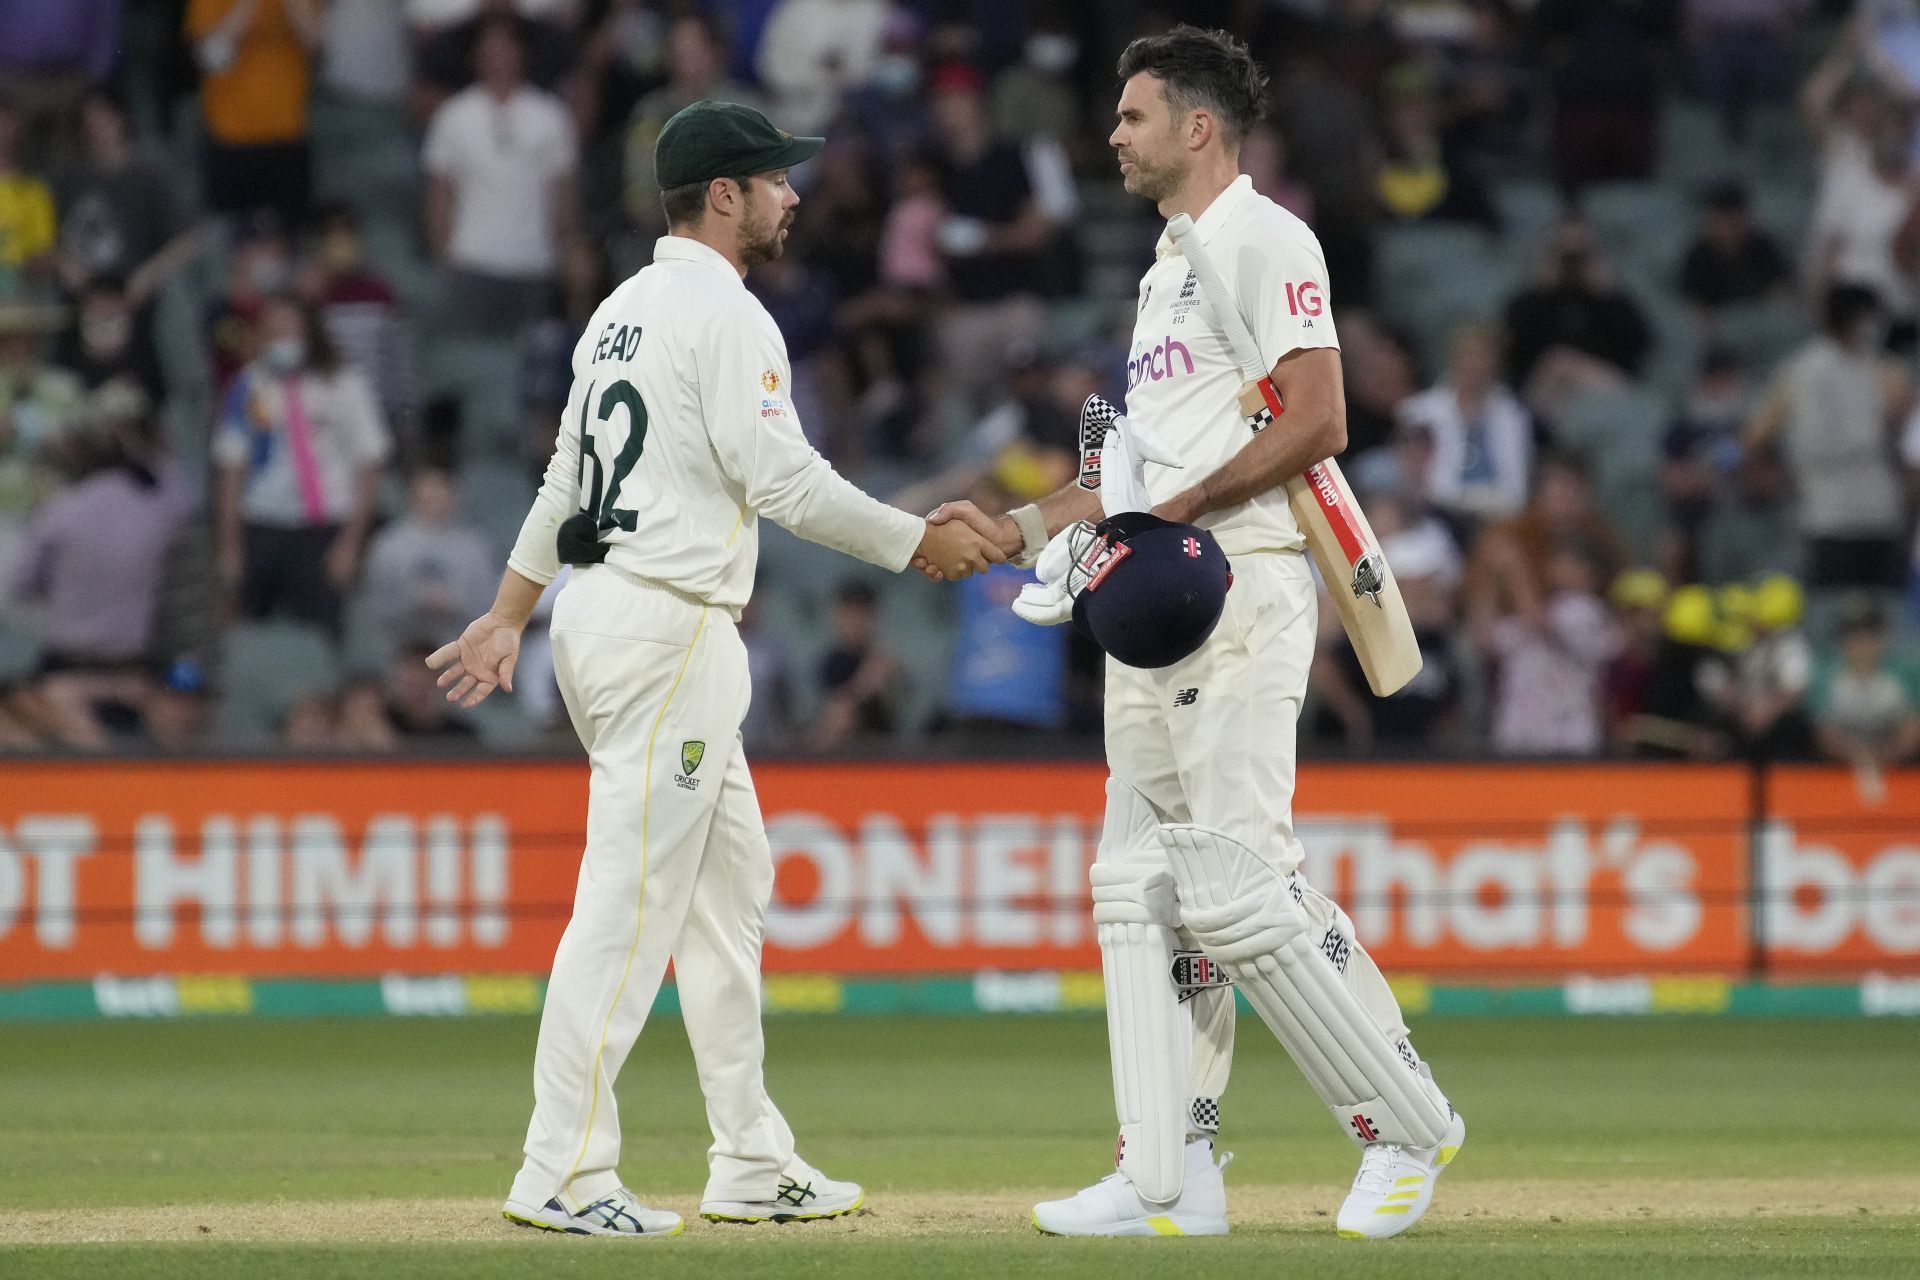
[
  {"x1": 912, "y1": 512, "x2": 1006, "y2": 581},
  {"x1": 912, "y1": 502, "x2": 1020, "y2": 581},
  {"x1": 426, "y1": 610, "x2": 524, "y2": 708}
]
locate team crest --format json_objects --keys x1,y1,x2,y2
[
  {"x1": 681, "y1": 741, "x2": 705, "y2": 775},
  {"x1": 761, "y1": 369, "x2": 781, "y2": 393}
]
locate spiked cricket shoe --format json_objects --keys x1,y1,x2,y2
[
  {"x1": 1336, "y1": 1107, "x2": 1466, "y2": 1239},
  {"x1": 502, "y1": 1186, "x2": 683, "y2": 1238},
  {"x1": 1032, "y1": 1138, "x2": 1231, "y2": 1237},
  {"x1": 700, "y1": 1160, "x2": 864, "y2": 1223}
]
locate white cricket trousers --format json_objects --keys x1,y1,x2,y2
[
  {"x1": 509, "y1": 564, "x2": 796, "y2": 1212},
  {"x1": 1100, "y1": 552, "x2": 1422, "y2": 1106}
]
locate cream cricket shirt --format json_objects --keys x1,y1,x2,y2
[
  {"x1": 508, "y1": 236, "x2": 924, "y2": 610},
  {"x1": 1126, "y1": 174, "x2": 1341, "y2": 556}
]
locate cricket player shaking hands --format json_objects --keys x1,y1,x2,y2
[
  {"x1": 429, "y1": 100, "x2": 1002, "y2": 1240},
  {"x1": 932, "y1": 27, "x2": 1465, "y2": 1239}
]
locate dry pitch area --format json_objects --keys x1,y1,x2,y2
[{"x1": 1, "y1": 1015, "x2": 1913, "y2": 1277}]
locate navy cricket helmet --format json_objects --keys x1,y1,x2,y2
[{"x1": 1070, "y1": 512, "x2": 1231, "y2": 668}]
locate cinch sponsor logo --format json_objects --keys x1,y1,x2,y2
[{"x1": 1127, "y1": 334, "x2": 1194, "y2": 388}]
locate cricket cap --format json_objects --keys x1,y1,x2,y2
[{"x1": 654, "y1": 100, "x2": 824, "y2": 190}]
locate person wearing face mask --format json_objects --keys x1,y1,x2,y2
[
  {"x1": 56, "y1": 276, "x2": 163, "y2": 404},
  {"x1": 213, "y1": 294, "x2": 392, "y2": 639},
  {"x1": 1500, "y1": 218, "x2": 1651, "y2": 415},
  {"x1": 1744, "y1": 283, "x2": 1914, "y2": 593},
  {"x1": 992, "y1": 13, "x2": 1083, "y2": 144}
]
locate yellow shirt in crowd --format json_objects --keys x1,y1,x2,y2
[
  {"x1": 0, "y1": 174, "x2": 54, "y2": 267},
  {"x1": 186, "y1": 0, "x2": 312, "y2": 146}
]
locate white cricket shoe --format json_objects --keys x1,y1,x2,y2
[
  {"x1": 1336, "y1": 1107, "x2": 1466, "y2": 1239},
  {"x1": 502, "y1": 1186, "x2": 683, "y2": 1238},
  {"x1": 1032, "y1": 1138, "x2": 1231, "y2": 1237},
  {"x1": 700, "y1": 1159, "x2": 865, "y2": 1224}
]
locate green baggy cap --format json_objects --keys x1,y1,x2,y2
[{"x1": 654, "y1": 100, "x2": 825, "y2": 189}]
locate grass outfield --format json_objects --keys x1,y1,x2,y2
[{"x1": 1, "y1": 1015, "x2": 1915, "y2": 1277}]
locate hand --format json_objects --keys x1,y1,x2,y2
[
  {"x1": 913, "y1": 516, "x2": 1004, "y2": 581},
  {"x1": 427, "y1": 611, "x2": 524, "y2": 708},
  {"x1": 323, "y1": 533, "x2": 362, "y2": 591},
  {"x1": 913, "y1": 501, "x2": 1019, "y2": 581}
]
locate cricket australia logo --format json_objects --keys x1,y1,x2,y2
[{"x1": 675, "y1": 740, "x2": 705, "y2": 791}]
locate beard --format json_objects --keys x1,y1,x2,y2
[
  {"x1": 740, "y1": 213, "x2": 791, "y2": 266},
  {"x1": 1121, "y1": 153, "x2": 1179, "y2": 202}
]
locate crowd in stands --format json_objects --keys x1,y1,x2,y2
[{"x1": 3, "y1": 0, "x2": 1920, "y2": 776}]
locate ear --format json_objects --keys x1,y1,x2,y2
[
  {"x1": 707, "y1": 176, "x2": 735, "y2": 219},
  {"x1": 1187, "y1": 109, "x2": 1213, "y2": 151}
]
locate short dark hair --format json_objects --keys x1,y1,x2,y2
[
  {"x1": 660, "y1": 173, "x2": 752, "y2": 228},
  {"x1": 1116, "y1": 24, "x2": 1268, "y2": 146}
]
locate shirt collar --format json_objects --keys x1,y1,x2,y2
[
  {"x1": 1154, "y1": 174, "x2": 1255, "y2": 260},
  {"x1": 653, "y1": 235, "x2": 745, "y2": 284}
]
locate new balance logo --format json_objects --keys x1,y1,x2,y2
[
  {"x1": 1173, "y1": 688, "x2": 1199, "y2": 707},
  {"x1": 1350, "y1": 1113, "x2": 1380, "y2": 1143}
]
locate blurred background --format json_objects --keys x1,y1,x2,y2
[{"x1": 4, "y1": 0, "x2": 1920, "y2": 765}]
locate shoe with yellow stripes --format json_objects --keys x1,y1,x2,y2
[
  {"x1": 1336, "y1": 1107, "x2": 1466, "y2": 1239},
  {"x1": 502, "y1": 1186, "x2": 683, "y2": 1238},
  {"x1": 1032, "y1": 1138, "x2": 1231, "y2": 1237},
  {"x1": 700, "y1": 1160, "x2": 865, "y2": 1224}
]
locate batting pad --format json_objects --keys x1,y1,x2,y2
[
  {"x1": 1091, "y1": 860, "x2": 1190, "y2": 1204},
  {"x1": 1160, "y1": 824, "x2": 1451, "y2": 1150}
]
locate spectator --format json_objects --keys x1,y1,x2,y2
[
  {"x1": 214, "y1": 295, "x2": 392, "y2": 639},
  {"x1": 8, "y1": 413, "x2": 190, "y2": 748},
  {"x1": 0, "y1": 0, "x2": 120, "y2": 170},
  {"x1": 808, "y1": 579, "x2": 900, "y2": 748},
  {"x1": 930, "y1": 63, "x2": 1055, "y2": 405},
  {"x1": 1535, "y1": 0, "x2": 1672, "y2": 193},
  {"x1": 1700, "y1": 438, "x2": 1798, "y2": 584},
  {"x1": 1656, "y1": 424, "x2": 1721, "y2": 584},
  {"x1": 1477, "y1": 539, "x2": 1620, "y2": 756},
  {"x1": 412, "y1": 0, "x2": 577, "y2": 115},
  {"x1": 358, "y1": 468, "x2": 497, "y2": 666},
  {"x1": 1240, "y1": 123, "x2": 1315, "y2": 224},
  {"x1": 1503, "y1": 219, "x2": 1652, "y2": 409},
  {"x1": 1809, "y1": 101, "x2": 1916, "y2": 343},
  {"x1": 319, "y1": 0, "x2": 411, "y2": 109},
  {"x1": 424, "y1": 18, "x2": 579, "y2": 339},
  {"x1": 1816, "y1": 596, "x2": 1920, "y2": 774},
  {"x1": 1398, "y1": 323, "x2": 1532, "y2": 530},
  {"x1": 57, "y1": 276, "x2": 163, "y2": 403},
  {"x1": 621, "y1": 14, "x2": 762, "y2": 237},
  {"x1": 384, "y1": 640, "x2": 479, "y2": 742},
  {"x1": 0, "y1": 94, "x2": 55, "y2": 278},
  {"x1": 54, "y1": 89, "x2": 201, "y2": 307},
  {"x1": 1375, "y1": 70, "x2": 1496, "y2": 230},
  {"x1": 838, "y1": 10, "x2": 935, "y2": 174},
  {"x1": 1744, "y1": 284, "x2": 1912, "y2": 591},
  {"x1": 1466, "y1": 454, "x2": 1630, "y2": 628},
  {"x1": 755, "y1": 0, "x2": 889, "y2": 136},
  {"x1": 186, "y1": 0, "x2": 324, "y2": 228},
  {"x1": 520, "y1": 239, "x2": 607, "y2": 481},
  {"x1": 143, "y1": 657, "x2": 212, "y2": 752},
  {"x1": 0, "y1": 300, "x2": 84, "y2": 562},
  {"x1": 1604, "y1": 568, "x2": 1668, "y2": 748},
  {"x1": 1678, "y1": 180, "x2": 1790, "y2": 314},
  {"x1": 1339, "y1": 314, "x2": 1420, "y2": 458},
  {"x1": 280, "y1": 688, "x2": 338, "y2": 748},
  {"x1": 303, "y1": 203, "x2": 415, "y2": 435},
  {"x1": 1675, "y1": 345, "x2": 1754, "y2": 445},
  {"x1": 991, "y1": 6, "x2": 1083, "y2": 146},
  {"x1": 336, "y1": 673, "x2": 399, "y2": 751},
  {"x1": 1441, "y1": 0, "x2": 1534, "y2": 180},
  {"x1": 1699, "y1": 575, "x2": 1814, "y2": 759},
  {"x1": 208, "y1": 215, "x2": 295, "y2": 392},
  {"x1": 1685, "y1": 0, "x2": 1807, "y2": 145},
  {"x1": 1268, "y1": 40, "x2": 1380, "y2": 301},
  {"x1": 940, "y1": 484, "x2": 1068, "y2": 738}
]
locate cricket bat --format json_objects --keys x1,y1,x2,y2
[{"x1": 1165, "y1": 213, "x2": 1422, "y2": 697}]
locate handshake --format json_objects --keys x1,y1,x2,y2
[{"x1": 910, "y1": 505, "x2": 1019, "y2": 582}]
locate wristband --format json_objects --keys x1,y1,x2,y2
[{"x1": 1008, "y1": 503, "x2": 1049, "y2": 569}]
